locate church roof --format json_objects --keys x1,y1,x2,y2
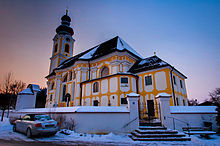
[
  {"x1": 55, "y1": 36, "x2": 142, "y2": 70},
  {"x1": 128, "y1": 55, "x2": 187, "y2": 78}
]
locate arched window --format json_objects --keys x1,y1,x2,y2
[
  {"x1": 51, "y1": 82, "x2": 54, "y2": 90},
  {"x1": 50, "y1": 95, "x2": 53, "y2": 101},
  {"x1": 93, "y1": 82, "x2": 99, "y2": 93},
  {"x1": 62, "y1": 85, "x2": 67, "y2": 101},
  {"x1": 101, "y1": 66, "x2": 109, "y2": 77},
  {"x1": 54, "y1": 44, "x2": 58, "y2": 52},
  {"x1": 65, "y1": 44, "x2": 70, "y2": 53}
]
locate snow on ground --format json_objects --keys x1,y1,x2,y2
[{"x1": 1, "y1": 118, "x2": 220, "y2": 145}]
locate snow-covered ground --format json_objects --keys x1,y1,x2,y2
[{"x1": 0, "y1": 118, "x2": 220, "y2": 146}]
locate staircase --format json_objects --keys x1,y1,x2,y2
[{"x1": 129, "y1": 120, "x2": 191, "y2": 141}]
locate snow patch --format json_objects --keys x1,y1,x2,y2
[
  {"x1": 170, "y1": 106, "x2": 217, "y2": 114},
  {"x1": 79, "y1": 45, "x2": 99, "y2": 59},
  {"x1": 156, "y1": 93, "x2": 171, "y2": 98},
  {"x1": 117, "y1": 37, "x2": 143, "y2": 58}
]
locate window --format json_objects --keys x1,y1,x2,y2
[
  {"x1": 121, "y1": 98, "x2": 128, "y2": 104},
  {"x1": 145, "y1": 75, "x2": 152, "y2": 86},
  {"x1": 65, "y1": 44, "x2": 70, "y2": 53},
  {"x1": 180, "y1": 80, "x2": 183, "y2": 88},
  {"x1": 176, "y1": 97, "x2": 179, "y2": 106},
  {"x1": 183, "y1": 99, "x2": 186, "y2": 106},
  {"x1": 173, "y1": 75, "x2": 176, "y2": 85},
  {"x1": 101, "y1": 66, "x2": 109, "y2": 77},
  {"x1": 121, "y1": 77, "x2": 128, "y2": 83},
  {"x1": 22, "y1": 115, "x2": 31, "y2": 121},
  {"x1": 62, "y1": 85, "x2": 67, "y2": 101},
  {"x1": 93, "y1": 82, "x2": 99, "y2": 93},
  {"x1": 50, "y1": 95, "x2": 53, "y2": 101},
  {"x1": 93, "y1": 100, "x2": 99, "y2": 106},
  {"x1": 54, "y1": 44, "x2": 58, "y2": 52},
  {"x1": 51, "y1": 82, "x2": 54, "y2": 90}
]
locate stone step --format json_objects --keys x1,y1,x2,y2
[
  {"x1": 139, "y1": 126, "x2": 167, "y2": 130},
  {"x1": 129, "y1": 135, "x2": 191, "y2": 141},
  {"x1": 136, "y1": 129, "x2": 178, "y2": 134},
  {"x1": 131, "y1": 131, "x2": 186, "y2": 138}
]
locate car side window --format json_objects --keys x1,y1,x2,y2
[{"x1": 22, "y1": 115, "x2": 31, "y2": 121}]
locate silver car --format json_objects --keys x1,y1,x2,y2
[{"x1": 13, "y1": 114, "x2": 59, "y2": 138}]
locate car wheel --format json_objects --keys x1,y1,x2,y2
[
  {"x1": 13, "y1": 124, "x2": 17, "y2": 132},
  {"x1": 26, "y1": 128, "x2": 32, "y2": 138}
]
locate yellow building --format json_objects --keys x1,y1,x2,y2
[{"x1": 46, "y1": 12, "x2": 188, "y2": 118}]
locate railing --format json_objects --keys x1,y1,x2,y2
[
  {"x1": 123, "y1": 117, "x2": 138, "y2": 128},
  {"x1": 167, "y1": 116, "x2": 190, "y2": 132}
]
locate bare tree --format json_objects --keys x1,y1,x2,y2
[
  {"x1": 209, "y1": 88, "x2": 220, "y2": 105},
  {"x1": 0, "y1": 72, "x2": 26, "y2": 121},
  {"x1": 2, "y1": 72, "x2": 14, "y2": 94}
]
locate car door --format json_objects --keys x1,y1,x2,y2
[{"x1": 20, "y1": 115, "x2": 30, "y2": 133}]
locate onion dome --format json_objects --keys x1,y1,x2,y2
[{"x1": 56, "y1": 10, "x2": 74, "y2": 36}]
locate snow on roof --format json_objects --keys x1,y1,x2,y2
[
  {"x1": 18, "y1": 88, "x2": 33, "y2": 95},
  {"x1": 79, "y1": 45, "x2": 99, "y2": 59},
  {"x1": 117, "y1": 37, "x2": 143, "y2": 59},
  {"x1": 14, "y1": 106, "x2": 129, "y2": 113},
  {"x1": 170, "y1": 106, "x2": 217, "y2": 114},
  {"x1": 31, "y1": 84, "x2": 40, "y2": 91},
  {"x1": 156, "y1": 93, "x2": 171, "y2": 98}
]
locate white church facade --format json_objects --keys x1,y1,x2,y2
[{"x1": 45, "y1": 11, "x2": 188, "y2": 118}]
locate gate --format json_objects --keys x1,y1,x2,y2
[{"x1": 139, "y1": 100, "x2": 155, "y2": 120}]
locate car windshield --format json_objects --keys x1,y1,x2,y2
[{"x1": 34, "y1": 115, "x2": 51, "y2": 120}]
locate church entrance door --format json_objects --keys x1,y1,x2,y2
[{"x1": 147, "y1": 100, "x2": 155, "y2": 118}]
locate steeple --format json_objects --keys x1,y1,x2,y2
[
  {"x1": 56, "y1": 9, "x2": 74, "y2": 36},
  {"x1": 49, "y1": 10, "x2": 75, "y2": 74}
]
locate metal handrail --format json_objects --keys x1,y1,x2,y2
[
  {"x1": 167, "y1": 116, "x2": 190, "y2": 132},
  {"x1": 123, "y1": 117, "x2": 138, "y2": 128}
]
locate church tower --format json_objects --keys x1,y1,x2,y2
[{"x1": 49, "y1": 10, "x2": 75, "y2": 74}]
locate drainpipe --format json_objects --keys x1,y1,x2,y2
[
  {"x1": 170, "y1": 67, "x2": 176, "y2": 106},
  {"x1": 79, "y1": 83, "x2": 82, "y2": 106},
  {"x1": 88, "y1": 60, "x2": 91, "y2": 80},
  {"x1": 135, "y1": 76, "x2": 141, "y2": 119}
]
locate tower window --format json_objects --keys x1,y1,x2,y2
[
  {"x1": 65, "y1": 44, "x2": 70, "y2": 53},
  {"x1": 93, "y1": 82, "x2": 99, "y2": 93},
  {"x1": 173, "y1": 76, "x2": 176, "y2": 85},
  {"x1": 101, "y1": 66, "x2": 109, "y2": 77},
  {"x1": 180, "y1": 80, "x2": 183, "y2": 88},
  {"x1": 51, "y1": 82, "x2": 54, "y2": 90},
  {"x1": 54, "y1": 44, "x2": 58, "y2": 52},
  {"x1": 50, "y1": 95, "x2": 53, "y2": 101},
  {"x1": 145, "y1": 75, "x2": 152, "y2": 86}
]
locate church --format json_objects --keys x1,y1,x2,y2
[{"x1": 45, "y1": 11, "x2": 188, "y2": 118}]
